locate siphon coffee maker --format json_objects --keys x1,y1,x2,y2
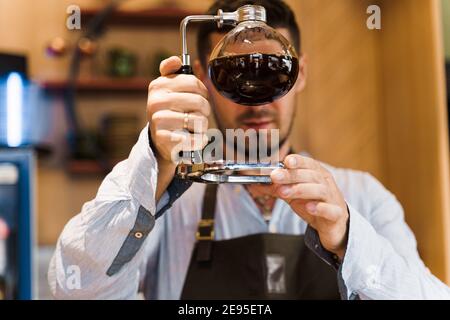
[{"x1": 175, "y1": 5, "x2": 299, "y2": 184}]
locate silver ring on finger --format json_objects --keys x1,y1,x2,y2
[{"x1": 183, "y1": 112, "x2": 189, "y2": 130}]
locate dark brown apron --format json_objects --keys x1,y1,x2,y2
[{"x1": 180, "y1": 184, "x2": 340, "y2": 300}]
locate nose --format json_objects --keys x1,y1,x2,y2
[{"x1": 248, "y1": 104, "x2": 274, "y2": 112}]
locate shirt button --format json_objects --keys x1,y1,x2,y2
[
  {"x1": 269, "y1": 225, "x2": 277, "y2": 233},
  {"x1": 134, "y1": 232, "x2": 143, "y2": 239}
]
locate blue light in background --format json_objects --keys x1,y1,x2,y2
[
  {"x1": 1, "y1": 72, "x2": 59, "y2": 148},
  {"x1": 6, "y1": 72, "x2": 23, "y2": 147}
]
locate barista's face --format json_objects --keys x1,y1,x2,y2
[{"x1": 194, "y1": 28, "x2": 307, "y2": 149}]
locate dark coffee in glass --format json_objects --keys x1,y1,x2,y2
[{"x1": 208, "y1": 53, "x2": 299, "y2": 106}]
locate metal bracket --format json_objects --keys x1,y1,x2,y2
[{"x1": 176, "y1": 161, "x2": 284, "y2": 184}]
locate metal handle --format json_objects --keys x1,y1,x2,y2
[
  {"x1": 175, "y1": 65, "x2": 193, "y2": 75},
  {"x1": 179, "y1": 5, "x2": 267, "y2": 67},
  {"x1": 175, "y1": 5, "x2": 271, "y2": 182},
  {"x1": 175, "y1": 65, "x2": 203, "y2": 164}
]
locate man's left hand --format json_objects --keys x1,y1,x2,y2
[{"x1": 270, "y1": 154, "x2": 349, "y2": 259}]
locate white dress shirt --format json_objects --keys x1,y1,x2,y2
[{"x1": 48, "y1": 125, "x2": 450, "y2": 300}]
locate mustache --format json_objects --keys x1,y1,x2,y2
[{"x1": 236, "y1": 108, "x2": 278, "y2": 123}]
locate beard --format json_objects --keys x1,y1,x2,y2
[{"x1": 211, "y1": 102, "x2": 296, "y2": 162}]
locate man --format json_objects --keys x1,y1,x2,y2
[{"x1": 49, "y1": 0, "x2": 450, "y2": 299}]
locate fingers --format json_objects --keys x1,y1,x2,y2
[
  {"x1": 272, "y1": 154, "x2": 347, "y2": 225},
  {"x1": 152, "y1": 110, "x2": 208, "y2": 133},
  {"x1": 272, "y1": 155, "x2": 328, "y2": 201},
  {"x1": 149, "y1": 74, "x2": 209, "y2": 100},
  {"x1": 276, "y1": 183, "x2": 328, "y2": 202},
  {"x1": 159, "y1": 56, "x2": 182, "y2": 76},
  {"x1": 148, "y1": 92, "x2": 211, "y2": 117},
  {"x1": 283, "y1": 154, "x2": 321, "y2": 170},
  {"x1": 305, "y1": 202, "x2": 343, "y2": 222},
  {"x1": 287, "y1": 200, "x2": 345, "y2": 232},
  {"x1": 271, "y1": 168, "x2": 323, "y2": 185},
  {"x1": 149, "y1": 56, "x2": 211, "y2": 163}
]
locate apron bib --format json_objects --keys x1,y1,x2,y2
[{"x1": 181, "y1": 184, "x2": 340, "y2": 300}]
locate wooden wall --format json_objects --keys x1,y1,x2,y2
[
  {"x1": 289, "y1": 0, "x2": 450, "y2": 283},
  {"x1": 290, "y1": 0, "x2": 384, "y2": 179},
  {"x1": 378, "y1": 0, "x2": 450, "y2": 283}
]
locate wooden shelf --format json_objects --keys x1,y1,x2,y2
[
  {"x1": 81, "y1": 7, "x2": 203, "y2": 27},
  {"x1": 39, "y1": 77, "x2": 151, "y2": 93},
  {"x1": 67, "y1": 159, "x2": 106, "y2": 175},
  {"x1": 67, "y1": 158, "x2": 126, "y2": 175},
  {"x1": 67, "y1": 159, "x2": 119, "y2": 175}
]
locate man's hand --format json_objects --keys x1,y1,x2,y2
[
  {"x1": 270, "y1": 154, "x2": 349, "y2": 259},
  {"x1": 147, "y1": 56, "x2": 210, "y2": 200},
  {"x1": 147, "y1": 56, "x2": 210, "y2": 164}
]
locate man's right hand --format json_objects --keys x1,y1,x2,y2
[
  {"x1": 147, "y1": 56, "x2": 210, "y2": 200},
  {"x1": 147, "y1": 56, "x2": 210, "y2": 165}
]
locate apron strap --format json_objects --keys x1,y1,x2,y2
[{"x1": 195, "y1": 184, "x2": 218, "y2": 262}]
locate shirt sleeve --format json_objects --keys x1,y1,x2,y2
[
  {"x1": 305, "y1": 173, "x2": 450, "y2": 299},
  {"x1": 340, "y1": 174, "x2": 450, "y2": 299},
  {"x1": 48, "y1": 124, "x2": 162, "y2": 299},
  {"x1": 148, "y1": 127, "x2": 193, "y2": 219}
]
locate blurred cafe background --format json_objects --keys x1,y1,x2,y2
[{"x1": 0, "y1": 0, "x2": 450, "y2": 299}]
